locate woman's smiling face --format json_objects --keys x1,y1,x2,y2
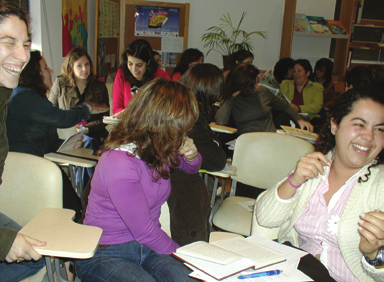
[{"x1": 331, "y1": 99, "x2": 384, "y2": 172}]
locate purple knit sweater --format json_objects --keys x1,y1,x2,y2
[{"x1": 84, "y1": 146, "x2": 202, "y2": 254}]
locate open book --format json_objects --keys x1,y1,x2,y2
[
  {"x1": 281, "y1": 125, "x2": 318, "y2": 143},
  {"x1": 57, "y1": 130, "x2": 86, "y2": 153},
  {"x1": 173, "y1": 237, "x2": 285, "y2": 280}
]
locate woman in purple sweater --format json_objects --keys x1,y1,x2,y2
[{"x1": 76, "y1": 79, "x2": 201, "y2": 282}]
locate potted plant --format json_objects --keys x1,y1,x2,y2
[{"x1": 201, "y1": 12, "x2": 266, "y2": 69}]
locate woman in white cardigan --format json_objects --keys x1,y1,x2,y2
[{"x1": 257, "y1": 87, "x2": 384, "y2": 282}]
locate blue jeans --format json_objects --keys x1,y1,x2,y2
[
  {"x1": 76, "y1": 241, "x2": 197, "y2": 282},
  {"x1": 0, "y1": 212, "x2": 45, "y2": 282}
]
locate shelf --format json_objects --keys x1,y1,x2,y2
[
  {"x1": 350, "y1": 41, "x2": 384, "y2": 50},
  {"x1": 294, "y1": 31, "x2": 349, "y2": 39},
  {"x1": 357, "y1": 19, "x2": 384, "y2": 27}
]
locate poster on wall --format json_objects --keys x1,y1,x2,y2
[
  {"x1": 62, "y1": 0, "x2": 88, "y2": 56},
  {"x1": 134, "y1": 6, "x2": 180, "y2": 37}
]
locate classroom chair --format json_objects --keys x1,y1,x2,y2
[
  {"x1": 0, "y1": 152, "x2": 63, "y2": 281},
  {"x1": 211, "y1": 132, "x2": 314, "y2": 236}
]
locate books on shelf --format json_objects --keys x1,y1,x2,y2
[
  {"x1": 306, "y1": 15, "x2": 332, "y2": 34},
  {"x1": 294, "y1": 14, "x2": 348, "y2": 38},
  {"x1": 173, "y1": 237, "x2": 285, "y2": 280},
  {"x1": 326, "y1": 20, "x2": 347, "y2": 35},
  {"x1": 294, "y1": 13, "x2": 313, "y2": 33}
]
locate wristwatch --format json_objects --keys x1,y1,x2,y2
[{"x1": 364, "y1": 248, "x2": 384, "y2": 268}]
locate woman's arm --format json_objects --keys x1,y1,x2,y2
[
  {"x1": 112, "y1": 70, "x2": 129, "y2": 114},
  {"x1": 11, "y1": 91, "x2": 90, "y2": 128},
  {"x1": 189, "y1": 117, "x2": 227, "y2": 171},
  {"x1": 177, "y1": 137, "x2": 202, "y2": 174},
  {"x1": 215, "y1": 95, "x2": 237, "y2": 125}
]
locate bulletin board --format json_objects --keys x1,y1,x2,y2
[
  {"x1": 94, "y1": 0, "x2": 120, "y2": 83},
  {"x1": 119, "y1": 0, "x2": 190, "y2": 77}
]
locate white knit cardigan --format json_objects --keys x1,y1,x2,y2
[{"x1": 256, "y1": 156, "x2": 384, "y2": 282}]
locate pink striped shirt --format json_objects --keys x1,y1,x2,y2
[{"x1": 294, "y1": 165, "x2": 361, "y2": 282}]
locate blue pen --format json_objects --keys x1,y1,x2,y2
[{"x1": 238, "y1": 269, "x2": 282, "y2": 279}]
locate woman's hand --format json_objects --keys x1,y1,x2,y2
[
  {"x1": 277, "y1": 152, "x2": 331, "y2": 199},
  {"x1": 6, "y1": 233, "x2": 46, "y2": 263},
  {"x1": 73, "y1": 135, "x2": 84, "y2": 149},
  {"x1": 358, "y1": 210, "x2": 384, "y2": 259},
  {"x1": 297, "y1": 119, "x2": 314, "y2": 132},
  {"x1": 179, "y1": 137, "x2": 198, "y2": 161}
]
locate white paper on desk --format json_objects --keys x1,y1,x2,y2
[
  {"x1": 57, "y1": 130, "x2": 86, "y2": 152},
  {"x1": 187, "y1": 263, "x2": 313, "y2": 282}
]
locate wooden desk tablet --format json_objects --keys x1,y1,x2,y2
[{"x1": 20, "y1": 208, "x2": 102, "y2": 258}]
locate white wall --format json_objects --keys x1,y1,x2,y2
[
  {"x1": 30, "y1": 0, "x2": 96, "y2": 77},
  {"x1": 30, "y1": 0, "x2": 337, "y2": 74},
  {"x1": 150, "y1": 0, "x2": 285, "y2": 70}
]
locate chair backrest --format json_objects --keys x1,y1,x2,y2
[
  {"x1": 0, "y1": 152, "x2": 63, "y2": 226},
  {"x1": 232, "y1": 132, "x2": 315, "y2": 189},
  {"x1": 159, "y1": 202, "x2": 171, "y2": 236}
]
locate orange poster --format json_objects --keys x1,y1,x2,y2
[{"x1": 62, "y1": 0, "x2": 88, "y2": 56}]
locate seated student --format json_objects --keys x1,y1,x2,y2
[
  {"x1": 259, "y1": 57, "x2": 294, "y2": 95},
  {"x1": 171, "y1": 48, "x2": 204, "y2": 81},
  {"x1": 257, "y1": 87, "x2": 384, "y2": 282},
  {"x1": 6, "y1": 51, "x2": 92, "y2": 220},
  {"x1": 50, "y1": 47, "x2": 110, "y2": 144},
  {"x1": 280, "y1": 59, "x2": 324, "y2": 132},
  {"x1": 312, "y1": 58, "x2": 336, "y2": 110},
  {"x1": 112, "y1": 39, "x2": 169, "y2": 114},
  {"x1": 0, "y1": 3, "x2": 46, "y2": 281},
  {"x1": 169, "y1": 63, "x2": 227, "y2": 246},
  {"x1": 49, "y1": 48, "x2": 110, "y2": 185},
  {"x1": 215, "y1": 63, "x2": 313, "y2": 136},
  {"x1": 76, "y1": 79, "x2": 202, "y2": 282},
  {"x1": 345, "y1": 65, "x2": 375, "y2": 91}
]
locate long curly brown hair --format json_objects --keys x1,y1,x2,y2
[
  {"x1": 102, "y1": 79, "x2": 199, "y2": 180},
  {"x1": 316, "y1": 87, "x2": 384, "y2": 182}
]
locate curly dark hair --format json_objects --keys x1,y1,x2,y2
[
  {"x1": 316, "y1": 87, "x2": 384, "y2": 182},
  {"x1": 172, "y1": 48, "x2": 204, "y2": 78},
  {"x1": 60, "y1": 47, "x2": 95, "y2": 86},
  {"x1": 178, "y1": 63, "x2": 223, "y2": 119},
  {"x1": 223, "y1": 63, "x2": 260, "y2": 100},
  {"x1": 102, "y1": 79, "x2": 199, "y2": 180},
  {"x1": 18, "y1": 51, "x2": 48, "y2": 98},
  {"x1": 119, "y1": 39, "x2": 158, "y2": 87}
]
